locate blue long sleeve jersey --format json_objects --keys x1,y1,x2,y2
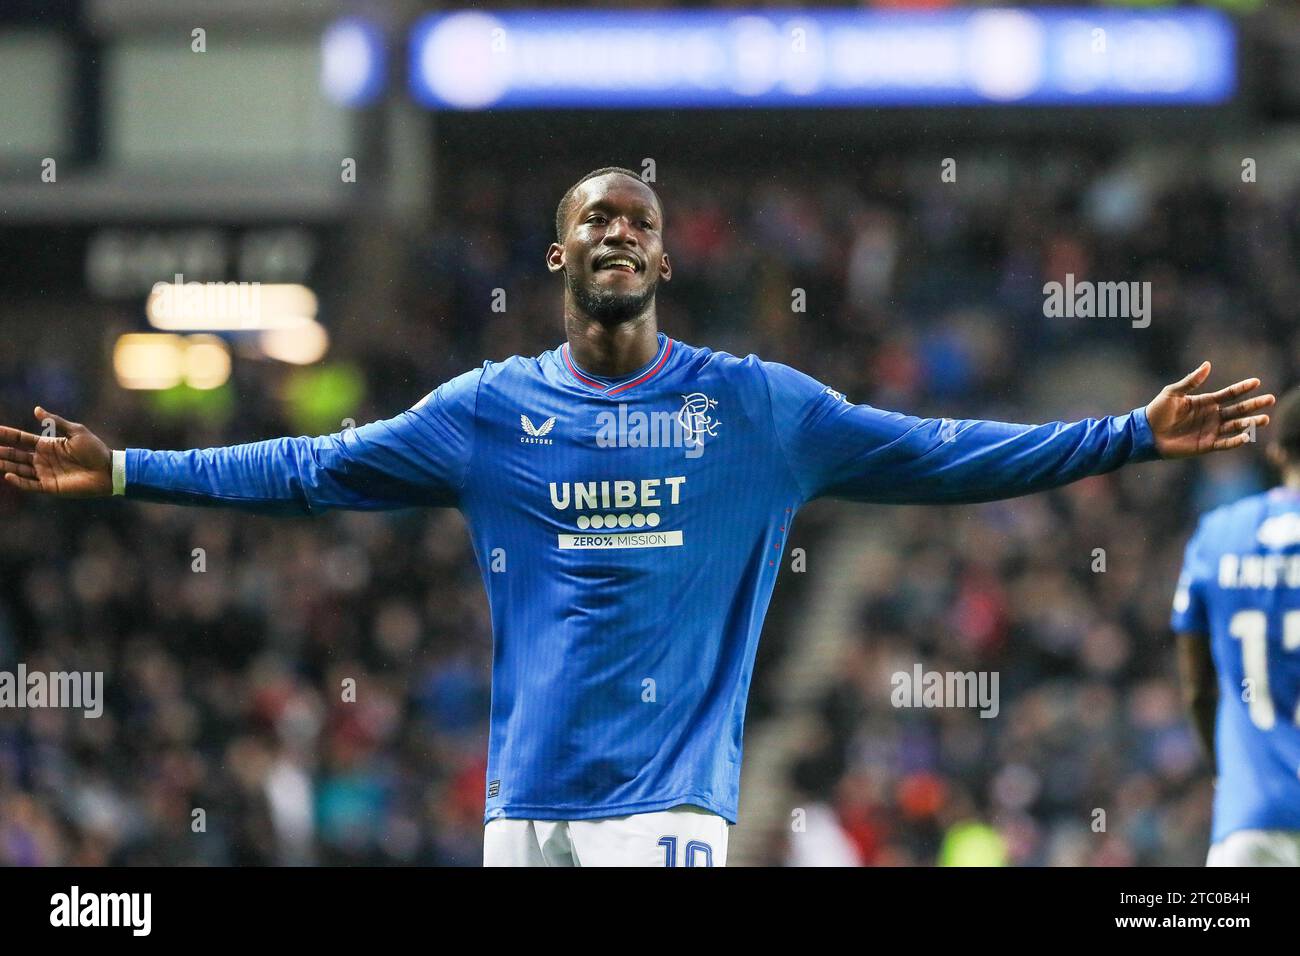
[{"x1": 121, "y1": 334, "x2": 1159, "y2": 823}]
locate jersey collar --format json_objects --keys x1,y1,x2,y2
[{"x1": 561, "y1": 333, "x2": 673, "y2": 397}]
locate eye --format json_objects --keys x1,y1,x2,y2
[
  {"x1": 639, "y1": 220, "x2": 653, "y2": 229},
  {"x1": 586, "y1": 214, "x2": 607, "y2": 225}
]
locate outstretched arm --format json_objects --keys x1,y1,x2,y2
[
  {"x1": 766, "y1": 360, "x2": 1274, "y2": 505},
  {"x1": 0, "y1": 369, "x2": 481, "y2": 514},
  {"x1": 0, "y1": 408, "x2": 113, "y2": 498},
  {"x1": 1144, "y1": 362, "x2": 1274, "y2": 459}
]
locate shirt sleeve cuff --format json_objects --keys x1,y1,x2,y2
[
  {"x1": 1129, "y1": 406, "x2": 1160, "y2": 461},
  {"x1": 112, "y1": 449, "x2": 126, "y2": 496}
]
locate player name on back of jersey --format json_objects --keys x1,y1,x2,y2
[
  {"x1": 1210, "y1": 512, "x2": 1300, "y2": 588},
  {"x1": 549, "y1": 475, "x2": 686, "y2": 549},
  {"x1": 1216, "y1": 552, "x2": 1300, "y2": 589}
]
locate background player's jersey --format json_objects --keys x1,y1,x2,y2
[
  {"x1": 1172, "y1": 487, "x2": 1300, "y2": 842},
  {"x1": 121, "y1": 334, "x2": 1157, "y2": 823}
]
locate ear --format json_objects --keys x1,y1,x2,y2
[
  {"x1": 658, "y1": 251, "x2": 672, "y2": 283},
  {"x1": 1266, "y1": 443, "x2": 1286, "y2": 469},
  {"x1": 545, "y1": 242, "x2": 565, "y2": 274}
]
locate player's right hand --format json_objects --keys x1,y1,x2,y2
[{"x1": 0, "y1": 407, "x2": 113, "y2": 498}]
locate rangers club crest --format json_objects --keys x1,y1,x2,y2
[{"x1": 677, "y1": 393, "x2": 720, "y2": 448}]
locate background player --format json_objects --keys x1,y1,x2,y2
[
  {"x1": 1174, "y1": 385, "x2": 1300, "y2": 866},
  {"x1": 0, "y1": 168, "x2": 1277, "y2": 866}
]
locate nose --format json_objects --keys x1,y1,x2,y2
[{"x1": 602, "y1": 216, "x2": 637, "y2": 245}]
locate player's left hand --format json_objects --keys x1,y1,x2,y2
[{"x1": 1146, "y1": 362, "x2": 1275, "y2": 459}]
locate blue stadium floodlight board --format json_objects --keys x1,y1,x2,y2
[
  {"x1": 321, "y1": 17, "x2": 386, "y2": 107},
  {"x1": 408, "y1": 8, "x2": 1235, "y2": 110}
]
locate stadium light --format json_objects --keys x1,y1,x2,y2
[
  {"x1": 113, "y1": 333, "x2": 185, "y2": 390},
  {"x1": 181, "y1": 334, "x2": 233, "y2": 390},
  {"x1": 113, "y1": 333, "x2": 233, "y2": 390},
  {"x1": 321, "y1": 16, "x2": 386, "y2": 107},
  {"x1": 258, "y1": 318, "x2": 330, "y2": 365}
]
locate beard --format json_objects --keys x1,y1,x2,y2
[{"x1": 566, "y1": 268, "x2": 657, "y2": 324}]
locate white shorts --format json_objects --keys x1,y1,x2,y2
[
  {"x1": 484, "y1": 805, "x2": 729, "y2": 867},
  {"x1": 1207, "y1": 829, "x2": 1300, "y2": 866}
]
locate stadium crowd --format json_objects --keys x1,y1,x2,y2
[{"x1": 1, "y1": 142, "x2": 1296, "y2": 865}]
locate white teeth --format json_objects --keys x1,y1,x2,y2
[{"x1": 601, "y1": 257, "x2": 636, "y2": 270}]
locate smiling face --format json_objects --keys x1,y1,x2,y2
[{"x1": 547, "y1": 173, "x2": 671, "y2": 324}]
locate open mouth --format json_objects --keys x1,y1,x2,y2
[{"x1": 595, "y1": 254, "x2": 640, "y2": 274}]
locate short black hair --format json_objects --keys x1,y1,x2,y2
[
  {"x1": 554, "y1": 166, "x2": 662, "y2": 242},
  {"x1": 1273, "y1": 384, "x2": 1300, "y2": 462}
]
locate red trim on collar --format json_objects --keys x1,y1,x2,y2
[
  {"x1": 562, "y1": 344, "x2": 608, "y2": 390},
  {"x1": 562, "y1": 337, "x2": 673, "y2": 397}
]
